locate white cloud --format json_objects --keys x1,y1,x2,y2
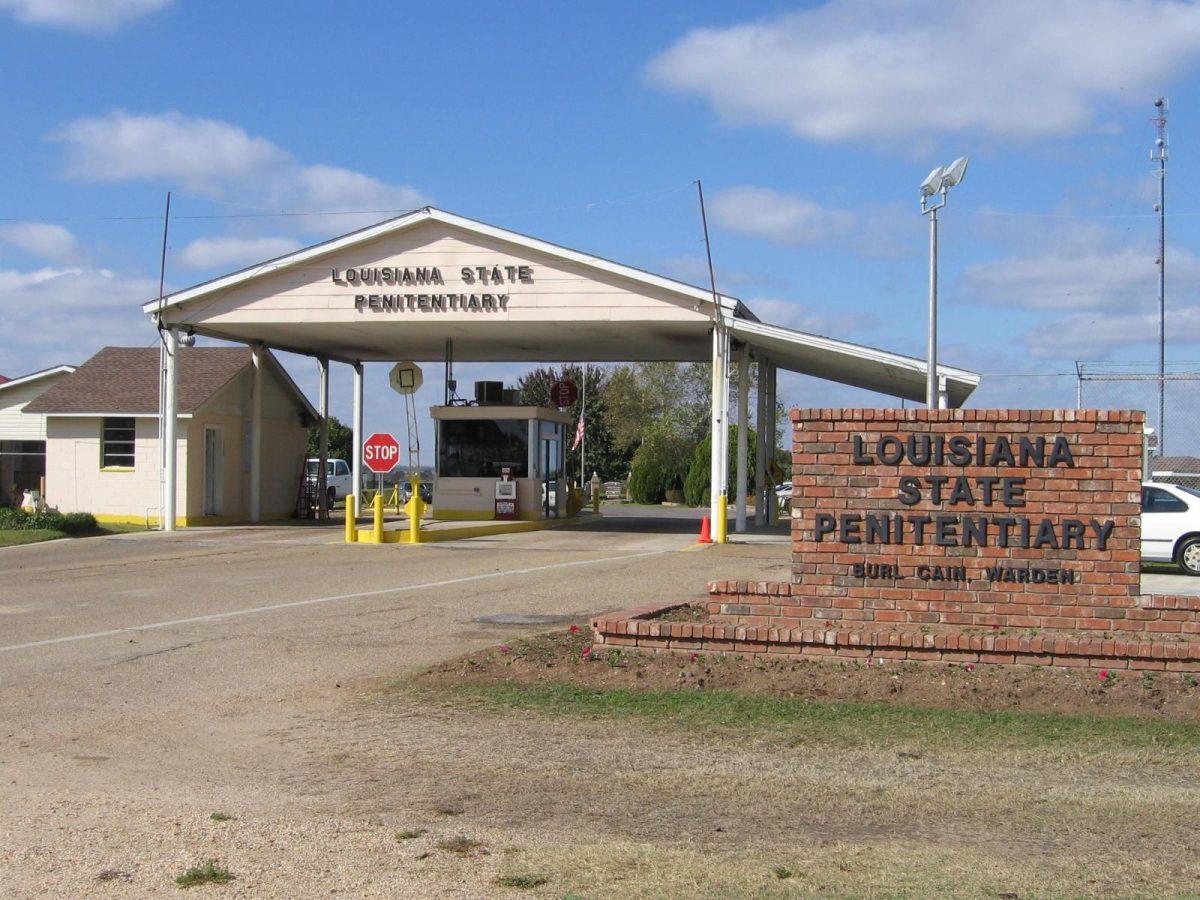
[
  {"x1": 657, "y1": 254, "x2": 789, "y2": 291},
  {"x1": 647, "y1": 0, "x2": 1200, "y2": 143},
  {"x1": 0, "y1": 0, "x2": 171, "y2": 32},
  {"x1": 709, "y1": 186, "x2": 855, "y2": 245},
  {"x1": 1023, "y1": 304, "x2": 1200, "y2": 358},
  {"x1": 178, "y1": 235, "x2": 302, "y2": 271},
  {"x1": 0, "y1": 222, "x2": 83, "y2": 264},
  {"x1": 708, "y1": 185, "x2": 916, "y2": 257},
  {"x1": 50, "y1": 111, "x2": 429, "y2": 232},
  {"x1": 0, "y1": 266, "x2": 158, "y2": 376},
  {"x1": 748, "y1": 296, "x2": 877, "y2": 337}
]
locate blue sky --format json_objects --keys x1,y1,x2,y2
[{"x1": 2, "y1": 0, "x2": 1200, "y2": 458}]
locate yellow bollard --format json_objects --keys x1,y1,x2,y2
[
  {"x1": 344, "y1": 495, "x2": 357, "y2": 543},
  {"x1": 406, "y1": 474, "x2": 423, "y2": 544},
  {"x1": 715, "y1": 493, "x2": 728, "y2": 543},
  {"x1": 372, "y1": 492, "x2": 384, "y2": 544}
]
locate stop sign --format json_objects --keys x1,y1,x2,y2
[
  {"x1": 550, "y1": 379, "x2": 578, "y2": 408},
  {"x1": 362, "y1": 433, "x2": 401, "y2": 474}
]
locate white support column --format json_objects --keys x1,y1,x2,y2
[
  {"x1": 767, "y1": 363, "x2": 780, "y2": 527},
  {"x1": 754, "y1": 357, "x2": 768, "y2": 527},
  {"x1": 709, "y1": 326, "x2": 727, "y2": 537},
  {"x1": 351, "y1": 362, "x2": 364, "y2": 508},
  {"x1": 735, "y1": 344, "x2": 749, "y2": 532},
  {"x1": 249, "y1": 343, "x2": 263, "y2": 523},
  {"x1": 937, "y1": 375, "x2": 949, "y2": 410},
  {"x1": 161, "y1": 328, "x2": 178, "y2": 532},
  {"x1": 317, "y1": 357, "x2": 330, "y2": 520}
]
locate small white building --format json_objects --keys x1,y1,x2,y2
[
  {"x1": 24, "y1": 346, "x2": 316, "y2": 526},
  {"x1": 0, "y1": 364, "x2": 77, "y2": 507}
]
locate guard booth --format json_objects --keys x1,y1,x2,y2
[{"x1": 432, "y1": 390, "x2": 570, "y2": 520}]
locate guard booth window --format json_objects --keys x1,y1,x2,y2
[
  {"x1": 438, "y1": 419, "x2": 528, "y2": 478},
  {"x1": 101, "y1": 417, "x2": 136, "y2": 468}
]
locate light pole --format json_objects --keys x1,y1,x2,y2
[{"x1": 919, "y1": 156, "x2": 969, "y2": 409}]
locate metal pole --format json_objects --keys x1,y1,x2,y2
[
  {"x1": 317, "y1": 357, "x2": 329, "y2": 520},
  {"x1": 351, "y1": 362, "x2": 364, "y2": 511},
  {"x1": 1157, "y1": 114, "x2": 1167, "y2": 455},
  {"x1": 926, "y1": 205, "x2": 939, "y2": 410}
]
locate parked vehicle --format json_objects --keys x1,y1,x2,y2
[
  {"x1": 305, "y1": 458, "x2": 353, "y2": 506},
  {"x1": 399, "y1": 481, "x2": 433, "y2": 504},
  {"x1": 1141, "y1": 481, "x2": 1200, "y2": 575}
]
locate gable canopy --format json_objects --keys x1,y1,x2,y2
[{"x1": 145, "y1": 207, "x2": 979, "y2": 404}]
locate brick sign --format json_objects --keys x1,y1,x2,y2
[{"x1": 791, "y1": 408, "x2": 1143, "y2": 616}]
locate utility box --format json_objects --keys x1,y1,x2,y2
[{"x1": 494, "y1": 473, "x2": 518, "y2": 520}]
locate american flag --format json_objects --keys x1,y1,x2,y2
[{"x1": 572, "y1": 414, "x2": 585, "y2": 451}]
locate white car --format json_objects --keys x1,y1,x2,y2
[
  {"x1": 1141, "y1": 481, "x2": 1200, "y2": 576},
  {"x1": 306, "y1": 458, "x2": 353, "y2": 506}
]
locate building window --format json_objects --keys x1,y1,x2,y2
[
  {"x1": 438, "y1": 419, "x2": 528, "y2": 478},
  {"x1": 101, "y1": 417, "x2": 136, "y2": 469}
]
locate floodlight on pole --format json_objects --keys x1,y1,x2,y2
[{"x1": 919, "y1": 155, "x2": 969, "y2": 410}]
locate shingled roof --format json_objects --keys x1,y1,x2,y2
[{"x1": 25, "y1": 346, "x2": 308, "y2": 417}]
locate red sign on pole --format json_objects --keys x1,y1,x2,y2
[
  {"x1": 550, "y1": 379, "x2": 579, "y2": 408},
  {"x1": 362, "y1": 433, "x2": 401, "y2": 474}
]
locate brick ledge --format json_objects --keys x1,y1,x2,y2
[{"x1": 591, "y1": 603, "x2": 1200, "y2": 665}]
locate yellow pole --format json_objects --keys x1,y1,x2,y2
[
  {"x1": 715, "y1": 493, "x2": 728, "y2": 543},
  {"x1": 344, "y1": 495, "x2": 357, "y2": 543},
  {"x1": 406, "y1": 474, "x2": 423, "y2": 544},
  {"x1": 372, "y1": 491, "x2": 384, "y2": 544}
]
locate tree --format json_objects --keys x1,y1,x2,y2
[{"x1": 306, "y1": 415, "x2": 353, "y2": 462}]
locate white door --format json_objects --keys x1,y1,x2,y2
[{"x1": 203, "y1": 426, "x2": 223, "y2": 516}]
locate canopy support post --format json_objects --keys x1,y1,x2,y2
[
  {"x1": 735, "y1": 343, "x2": 749, "y2": 532},
  {"x1": 709, "y1": 326, "x2": 729, "y2": 541},
  {"x1": 161, "y1": 327, "x2": 178, "y2": 532},
  {"x1": 767, "y1": 363, "x2": 779, "y2": 527},
  {"x1": 754, "y1": 357, "x2": 768, "y2": 527},
  {"x1": 351, "y1": 362, "x2": 364, "y2": 512},
  {"x1": 249, "y1": 343, "x2": 263, "y2": 523},
  {"x1": 317, "y1": 356, "x2": 329, "y2": 520}
]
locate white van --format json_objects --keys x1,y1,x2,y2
[{"x1": 306, "y1": 458, "x2": 353, "y2": 506}]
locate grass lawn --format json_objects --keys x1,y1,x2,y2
[
  {"x1": 0, "y1": 522, "x2": 146, "y2": 548},
  {"x1": 383, "y1": 629, "x2": 1200, "y2": 898}
]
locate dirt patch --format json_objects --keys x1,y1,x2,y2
[{"x1": 418, "y1": 624, "x2": 1200, "y2": 722}]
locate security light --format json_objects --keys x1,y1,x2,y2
[
  {"x1": 942, "y1": 156, "x2": 969, "y2": 188},
  {"x1": 919, "y1": 166, "x2": 945, "y2": 198}
]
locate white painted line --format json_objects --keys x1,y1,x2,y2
[{"x1": 0, "y1": 548, "x2": 673, "y2": 654}]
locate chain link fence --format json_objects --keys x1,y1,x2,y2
[{"x1": 1077, "y1": 363, "x2": 1200, "y2": 488}]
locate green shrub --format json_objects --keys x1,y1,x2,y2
[
  {"x1": 0, "y1": 507, "x2": 98, "y2": 534},
  {"x1": 60, "y1": 512, "x2": 98, "y2": 535},
  {"x1": 627, "y1": 424, "x2": 693, "y2": 504}
]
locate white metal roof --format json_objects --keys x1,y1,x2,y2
[
  {"x1": 728, "y1": 318, "x2": 979, "y2": 406},
  {"x1": 140, "y1": 208, "x2": 980, "y2": 404}
]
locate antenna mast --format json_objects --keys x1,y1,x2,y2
[{"x1": 1152, "y1": 98, "x2": 1168, "y2": 455}]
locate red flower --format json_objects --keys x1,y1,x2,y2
[
  {"x1": 690, "y1": 651, "x2": 699, "y2": 662},
  {"x1": 867, "y1": 657, "x2": 874, "y2": 668},
  {"x1": 569, "y1": 624, "x2": 580, "y2": 634},
  {"x1": 965, "y1": 663, "x2": 975, "y2": 673},
  {"x1": 582, "y1": 646, "x2": 593, "y2": 658},
  {"x1": 499, "y1": 645, "x2": 510, "y2": 654},
  {"x1": 1099, "y1": 669, "x2": 1109, "y2": 681}
]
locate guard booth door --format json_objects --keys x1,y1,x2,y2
[{"x1": 540, "y1": 421, "x2": 562, "y2": 518}]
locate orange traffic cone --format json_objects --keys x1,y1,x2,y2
[{"x1": 697, "y1": 515, "x2": 713, "y2": 544}]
